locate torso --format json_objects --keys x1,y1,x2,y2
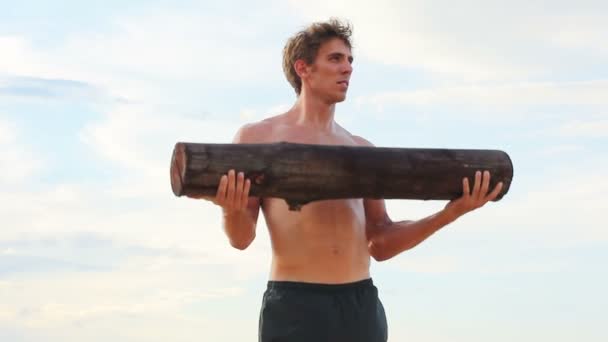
[{"x1": 250, "y1": 114, "x2": 371, "y2": 284}]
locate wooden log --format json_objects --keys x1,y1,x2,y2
[{"x1": 170, "y1": 142, "x2": 513, "y2": 210}]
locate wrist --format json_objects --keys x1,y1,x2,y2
[
  {"x1": 440, "y1": 206, "x2": 461, "y2": 224},
  {"x1": 222, "y1": 207, "x2": 248, "y2": 219}
]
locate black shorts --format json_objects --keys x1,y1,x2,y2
[{"x1": 258, "y1": 278, "x2": 388, "y2": 342}]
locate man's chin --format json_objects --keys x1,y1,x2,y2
[
  {"x1": 335, "y1": 93, "x2": 347, "y2": 103},
  {"x1": 323, "y1": 92, "x2": 347, "y2": 105}
]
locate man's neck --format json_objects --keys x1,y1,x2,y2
[{"x1": 290, "y1": 90, "x2": 337, "y2": 132}]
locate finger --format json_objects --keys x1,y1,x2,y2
[
  {"x1": 241, "y1": 179, "x2": 251, "y2": 209},
  {"x1": 462, "y1": 177, "x2": 470, "y2": 197},
  {"x1": 226, "y1": 170, "x2": 236, "y2": 208},
  {"x1": 234, "y1": 171, "x2": 245, "y2": 205},
  {"x1": 480, "y1": 170, "x2": 490, "y2": 197},
  {"x1": 472, "y1": 171, "x2": 482, "y2": 200},
  {"x1": 216, "y1": 174, "x2": 228, "y2": 204},
  {"x1": 485, "y1": 181, "x2": 504, "y2": 202}
]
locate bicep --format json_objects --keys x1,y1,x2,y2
[
  {"x1": 351, "y1": 135, "x2": 392, "y2": 233},
  {"x1": 364, "y1": 198, "x2": 391, "y2": 239}
]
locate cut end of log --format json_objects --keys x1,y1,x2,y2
[
  {"x1": 170, "y1": 142, "x2": 187, "y2": 196},
  {"x1": 492, "y1": 149, "x2": 514, "y2": 202}
]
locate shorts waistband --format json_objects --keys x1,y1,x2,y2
[{"x1": 266, "y1": 278, "x2": 374, "y2": 292}]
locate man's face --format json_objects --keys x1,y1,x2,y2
[{"x1": 302, "y1": 38, "x2": 353, "y2": 104}]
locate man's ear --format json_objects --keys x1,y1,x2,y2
[{"x1": 294, "y1": 59, "x2": 309, "y2": 79}]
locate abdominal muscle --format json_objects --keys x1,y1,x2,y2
[
  {"x1": 249, "y1": 116, "x2": 372, "y2": 284},
  {"x1": 262, "y1": 197, "x2": 371, "y2": 284}
]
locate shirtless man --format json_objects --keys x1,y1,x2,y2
[{"x1": 195, "y1": 19, "x2": 503, "y2": 342}]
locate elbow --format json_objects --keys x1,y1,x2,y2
[
  {"x1": 229, "y1": 234, "x2": 255, "y2": 251},
  {"x1": 371, "y1": 250, "x2": 392, "y2": 262},
  {"x1": 369, "y1": 237, "x2": 417, "y2": 262},
  {"x1": 368, "y1": 239, "x2": 391, "y2": 262},
  {"x1": 371, "y1": 253, "x2": 390, "y2": 262},
  {"x1": 229, "y1": 240, "x2": 250, "y2": 250}
]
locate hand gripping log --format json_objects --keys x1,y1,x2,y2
[{"x1": 170, "y1": 142, "x2": 513, "y2": 211}]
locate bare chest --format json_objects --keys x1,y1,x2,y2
[
  {"x1": 253, "y1": 120, "x2": 366, "y2": 232},
  {"x1": 264, "y1": 197, "x2": 364, "y2": 229},
  {"x1": 259, "y1": 124, "x2": 358, "y2": 146}
]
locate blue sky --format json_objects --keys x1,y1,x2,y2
[{"x1": 1, "y1": 0, "x2": 607, "y2": 341}]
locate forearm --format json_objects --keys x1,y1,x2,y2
[
  {"x1": 222, "y1": 209, "x2": 256, "y2": 250},
  {"x1": 369, "y1": 208, "x2": 458, "y2": 261}
]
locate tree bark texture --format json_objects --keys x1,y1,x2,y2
[{"x1": 170, "y1": 142, "x2": 513, "y2": 210}]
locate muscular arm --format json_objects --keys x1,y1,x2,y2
[
  {"x1": 221, "y1": 124, "x2": 263, "y2": 250},
  {"x1": 352, "y1": 135, "x2": 459, "y2": 261},
  {"x1": 363, "y1": 198, "x2": 457, "y2": 261},
  {"x1": 222, "y1": 206, "x2": 258, "y2": 250},
  {"x1": 353, "y1": 135, "x2": 502, "y2": 261}
]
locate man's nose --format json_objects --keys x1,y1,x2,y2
[{"x1": 342, "y1": 62, "x2": 353, "y2": 75}]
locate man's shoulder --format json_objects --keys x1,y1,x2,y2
[
  {"x1": 234, "y1": 114, "x2": 284, "y2": 144},
  {"x1": 333, "y1": 123, "x2": 375, "y2": 147},
  {"x1": 349, "y1": 134, "x2": 375, "y2": 147}
]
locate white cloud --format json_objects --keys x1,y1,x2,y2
[
  {"x1": 541, "y1": 14, "x2": 608, "y2": 54},
  {"x1": 0, "y1": 37, "x2": 43, "y2": 77},
  {"x1": 1, "y1": 3, "x2": 606, "y2": 340},
  {"x1": 0, "y1": 108, "x2": 273, "y2": 278},
  {"x1": 551, "y1": 118, "x2": 608, "y2": 138},
  {"x1": 0, "y1": 118, "x2": 44, "y2": 184},
  {"x1": 288, "y1": 0, "x2": 607, "y2": 80},
  {"x1": 0, "y1": 202, "x2": 270, "y2": 340},
  {"x1": 0, "y1": 118, "x2": 16, "y2": 143},
  {"x1": 356, "y1": 80, "x2": 608, "y2": 110},
  {"x1": 0, "y1": 181, "x2": 271, "y2": 262},
  {"x1": 379, "y1": 155, "x2": 608, "y2": 249},
  {"x1": 58, "y1": 11, "x2": 282, "y2": 82},
  {"x1": 0, "y1": 9, "x2": 287, "y2": 106},
  {"x1": 0, "y1": 184, "x2": 271, "y2": 339},
  {"x1": 238, "y1": 103, "x2": 291, "y2": 121},
  {"x1": 381, "y1": 249, "x2": 570, "y2": 275},
  {"x1": 453, "y1": 167, "x2": 608, "y2": 244},
  {"x1": 0, "y1": 264, "x2": 253, "y2": 341},
  {"x1": 533, "y1": 144, "x2": 585, "y2": 157},
  {"x1": 78, "y1": 102, "x2": 241, "y2": 202},
  {"x1": 384, "y1": 254, "x2": 459, "y2": 273}
]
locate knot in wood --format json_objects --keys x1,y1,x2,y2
[{"x1": 254, "y1": 173, "x2": 265, "y2": 185}]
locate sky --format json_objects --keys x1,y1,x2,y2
[{"x1": 0, "y1": 0, "x2": 607, "y2": 341}]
